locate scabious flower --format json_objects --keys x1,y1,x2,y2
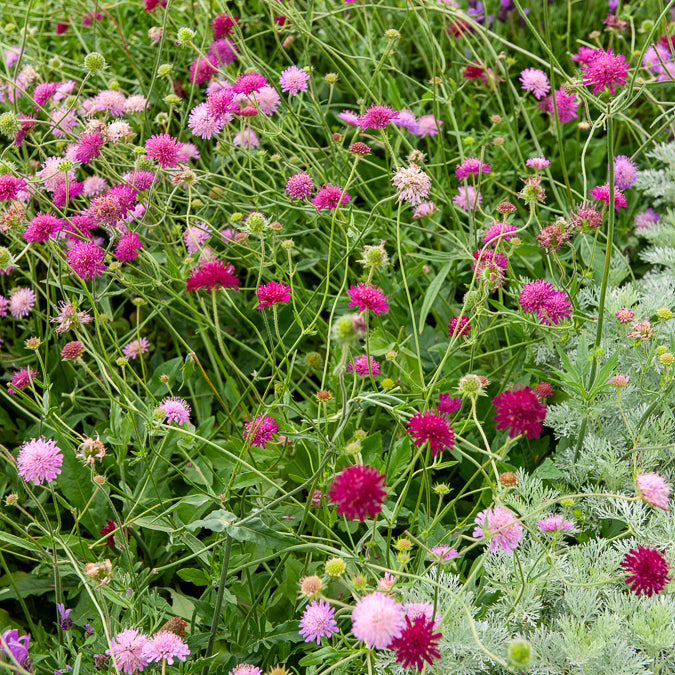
[
  {"x1": 473, "y1": 506, "x2": 523, "y2": 553},
  {"x1": 299, "y1": 600, "x2": 339, "y2": 645},
  {"x1": 107, "y1": 628, "x2": 149, "y2": 674},
  {"x1": 9, "y1": 287, "x2": 36, "y2": 318},
  {"x1": 628, "y1": 319, "x2": 654, "y2": 341},
  {"x1": 415, "y1": 115, "x2": 442, "y2": 138},
  {"x1": 8, "y1": 367, "x2": 37, "y2": 394},
  {"x1": 392, "y1": 164, "x2": 431, "y2": 206},
  {"x1": 183, "y1": 222, "x2": 210, "y2": 254},
  {"x1": 76, "y1": 132, "x2": 104, "y2": 164},
  {"x1": 145, "y1": 133, "x2": 183, "y2": 168},
  {"x1": 24, "y1": 213, "x2": 62, "y2": 243},
  {"x1": 348, "y1": 355, "x2": 381, "y2": 377},
  {"x1": 159, "y1": 397, "x2": 191, "y2": 426},
  {"x1": 279, "y1": 65, "x2": 310, "y2": 95},
  {"x1": 67, "y1": 241, "x2": 107, "y2": 280},
  {"x1": 455, "y1": 157, "x2": 490, "y2": 181},
  {"x1": 437, "y1": 394, "x2": 461, "y2": 415},
  {"x1": 537, "y1": 515, "x2": 575, "y2": 532},
  {"x1": 89, "y1": 184, "x2": 137, "y2": 227},
  {"x1": 622, "y1": 546, "x2": 671, "y2": 596},
  {"x1": 590, "y1": 183, "x2": 627, "y2": 211},
  {"x1": 611, "y1": 155, "x2": 639, "y2": 190},
  {"x1": 115, "y1": 231, "x2": 143, "y2": 263},
  {"x1": 233, "y1": 72, "x2": 267, "y2": 95},
  {"x1": 352, "y1": 592, "x2": 405, "y2": 649},
  {"x1": 538, "y1": 87, "x2": 579, "y2": 123},
  {"x1": 212, "y1": 13, "x2": 239, "y2": 38},
  {"x1": 429, "y1": 544, "x2": 458, "y2": 560},
  {"x1": 233, "y1": 129, "x2": 260, "y2": 148},
  {"x1": 142, "y1": 631, "x2": 189, "y2": 664},
  {"x1": 526, "y1": 157, "x2": 550, "y2": 171},
  {"x1": 636, "y1": 473, "x2": 670, "y2": 511},
  {"x1": 254, "y1": 86, "x2": 280, "y2": 114},
  {"x1": 189, "y1": 51, "x2": 219, "y2": 84},
  {"x1": 406, "y1": 410, "x2": 455, "y2": 457},
  {"x1": 1, "y1": 629, "x2": 31, "y2": 669},
  {"x1": 189, "y1": 102, "x2": 226, "y2": 139},
  {"x1": 187, "y1": 260, "x2": 240, "y2": 292},
  {"x1": 123, "y1": 337, "x2": 150, "y2": 360},
  {"x1": 256, "y1": 281, "x2": 292, "y2": 308},
  {"x1": 634, "y1": 208, "x2": 660, "y2": 232},
  {"x1": 347, "y1": 283, "x2": 389, "y2": 315},
  {"x1": 358, "y1": 105, "x2": 399, "y2": 130},
  {"x1": 581, "y1": 49, "x2": 629, "y2": 95},
  {"x1": 329, "y1": 465, "x2": 386, "y2": 521},
  {"x1": 448, "y1": 315, "x2": 471, "y2": 337},
  {"x1": 571, "y1": 202, "x2": 603, "y2": 230},
  {"x1": 229, "y1": 665, "x2": 262, "y2": 675},
  {"x1": 0, "y1": 174, "x2": 27, "y2": 201},
  {"x1": 519, "y1": 68, "x2": 550, "y2": 99},
  {"x1": 338, "y1": 110, "x2": 360, "y2": 126},
  {"x1": 286, "y1": 172, "x2": 315, "y2": 200},
  {"x1": 393, "y1": 109, "x2": 418, "y2": 133},
  {"x1": 245, "y1": 414, "x2": 278, "y2": 448},
  {"x1": 413, "y1": 201, "x2": 436, "y2": 218},
  {"x1": 61, "y1": 341, "x2": 83, "y2": 359},
  {"x1": 492, "y1": 386, "x2": 547, "y2": 439},
  {"x1": 312, "y1": 184, "x2": 350, "y2": 210},
  {"x1": 481, "y1": 221, "x2": 518, "y2": 246},
  {"x1": 390, "y1": 615, "x2": 442, "y2": 671},
  {"x1": 453, "y1": 185, "x2": 481, "y2": 211},
  {"x1": 519, "y1": 279, "x2": 572, "y2": 325},
  {"x1": 17, "y1": 436, "x2": 63, "y2": 485}
]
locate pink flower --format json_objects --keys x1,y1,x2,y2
[
  {"x1": 145, "y1": 133, "x2": 183, "y2": 168},
  {"x1": 245, "y1": 414, "x2": 278, "y2": 448},
  {"x1": 393, "y1": 109, "x2": 418, "y2": 133},
  {"x1": 286, "y1": 172, "x2": 315, "y2": 200},
  {"x1": 351, "y1": 592, "x2": 405, "y2": 649},
  {"x1": 415, "y1": 115, "x2": 442, "y2": 138},
  {"x1": 347, "y1": 283, "x2": 389, "y2": 315},
  {"x1": 190, "y1": 52, "x2": 219, "y2": 84},
  {"x1": 124, "y1": 171, "x2": 156, "y2": 192},
  {"x1": 67, "y1": 241, "x2": 107, "y2": 280},
  {"x1": 329, "y1": 465, "x2": 386, "y2": 521},
  {"x1": 392, "y1": 164, "x2": 431, "y2": 206},
  {"x1": 123, "y1": 337, "x2": 150, "y2": 360},
  {"x1": 348, "y1": 355, "x2": 381, "y2": 377},
  {"x1": 17, "y1": 436, "x2": 64, "y2": 485},
  {"x1": 455, "y1": 157, "x2": 490, "y2": 181},
  {"x1": 0, "y1": 174, "x2": 28, "y2": 201},
  {"x1": 358, "y1": 105, "x2": 399, "y2": 130},
  {"x1": 519, "y1": 68, "x2": 550, "y2": 99},
  {"x1": 232, "y1": 72, "x2": 267, "y2": 95},
  {"x1": 448, "y1": 315, "x2": 471, "y2": 337},
  {"x1": 437, "y1": 394, "x2": 461, "y2": 415},
  {"x1": 233, "y1": 129, "x2": 260, "y2": 149},
  {"x1": 590, "y1": 183, "x2": 627, "y2": 211},
  {"x1": 473, "y1": 506, "x2": 523, "y2": 553},
  {"x1": 413, "y1": 201, "x2": 436, "y2": 219},
  {"x1": 636, "y1": 473, "x2": 670, "y2": 511},
  {"x1": 538, "y1": 87, "x2": 579, "y2": 123},
  {"x1": 338, "y1": 110, "x2": 360, "y2": 126},
  {"x1": 537, "y1": 515, "x2": 575, "y2": 532},
  {"x1": 616, "y1": 308, "x2": 635, "y2": 323},
  {"x1": 106, "y1": 628, "x2": 149, "y2": 674},
  {"x1": 429, "y1": 544, "x2": 458, "y2": 560},
  {"x1": 612, "y1": 155, "x2": 639, "y2": 190},
  {"x1": 254, "y1": 86, "x2": 280, "y2": 114},
  {"x1": 8, "y1": 367, "x2": 37, "y2": 394},
  {"x1": 481, "y1": 221, "x2": 518, "y2": 247},
  {"x1": 115, "y1": 231, "x2": 143, "y2": 263},
  {"x1": 453, "y1": 185, "x2": 481, "y2": 212},
  {"x1": 519, "y1": 279, "x2": 572, "y2": 326},
  {"x1": 211, "y1": 13, "x2": 239, "y2": 39},
  {"x1": 634, "y1": 208, "x2": 660, "y2": 232},
  {"x1": 229, "y1": 665, "x2": 261, "y2": 675},
  {"x1": 32, "y1": 81, "x2": 59, "y2": 108},
  {"x1": 390, "y1": 616, "x2": 442, "y2": 671},
  {"x1": 299, "y1": 600, "x2": 339, "y2": 644},
  {"x1": 312, "y1": 184, "x2": 350, "y2": 210},
  {"x1": 76, "y1": 132, "x2": 104, "y2": 164},
  {"x1": 189, "y1": 103, "x2": 226, "y2": 139},
  {"x1": 187, "y1": 260, "x2": 239, "y2": 292},
  {"x1": 89, "y1": 184, "x2": 137, "y2": 227},
  {"x1": 581, "y1": 49, "x2": 629, "y2": 95},
  {"x1": 622, "y1": 546, "x2": 671, "y2": 597},
  {"x1": 9, "y1": 287, "x2": 36, "y2": 318},
  {"x1": 526, "y1": 157, "x2": 550, "y2": 170},
  {"x1": 492, "y1": 386, "x2": 547, "y2": 439},
  {"x1": 406, "y1": 410, "x2": 455, "y2": 457},
  {"x1": 256, "y1": 281, "x2": 291, "y2": 308},
  {"x1": 142, "y1": 631, "x2": 190, "y2": 664},
  {"x1": 279, "y1": 65, "x2": 310, "y2": 95},
  {"x1": 159, "y1": 397, "x2": 191, "y2": 426},
  {"x1": 183, "y1": 223, "x2": 210, "y2": 254},
  {"x1": 24, "y1": 213, "x2": 62, "y2": 242}
]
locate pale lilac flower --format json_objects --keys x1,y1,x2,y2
[
  {"x1": 159, "y1": 397, "x2": 191, "y2": 425},
  {"x1": 453, "y1": 185, "x2": 481, "y2": 212},
  {"x1": 338, "y1": 110, "x2": 360, "y2": 126},
  {"x1": 9, "y1": 287, "x2": 36, "y2": 318},
  {"x1": 413, "y1": 201, "x2": 436, "y2": 218},
  {"x1": 142, "y1": 631, "x2": 190, "y2": 664},
  {"x1": 233, "y1": 129, "x2": 259, "y2": 148},
  {"x1": 124, "y1": 95, "x2": 147, "y2": 114},
  {"x1": 612, "y1": 155, "x2": 639, "y2": 190},
  {"x1": 106, "y1": 628, "x2": 149, "y2": 675},
  {"x1": 122, "y1": 337, "x2": 150, "y2": 360},
  {"x1": 17, "y1": 436, "x2": 64, "y2": 485},
  {"x1": 299, "y1": 600, "x2": 339, "y2": 644},
  {"x1": 229, "y1": 665, "x2": 262, "y2": 675},
  {"x1": 254, "y1": 86, "x2": 281, "y2": 114},
  {"x1": 429, "y1": 544, "x2": 458, "y2": 560},
  {"x1": 537, "y1": 515, "x2": 575, "y2": 532},
  {"x1": 82, "y1": 176, "x2": 108, "y2": 196},
  {"x1": 393, "y1": 109, "x2": 419, "y2": 134},
  {"x1": 189, "y1": 103, "x2": 226, "y2": 139},
  {"x1": 279, "y1": 66, "x2": 310, "y2": 95},
  {"x1": 415, "y1": 115, "x2": 442, "y2": 137},
  {"x1": 184, "y1": 222, "x2": 210, "y2": 253},
  {"x1": 519, "y1": 68, "x2": 550, "y2": 99},
  {"x1": 473, "y1": 506, "x2": 523, "y2": 552}
]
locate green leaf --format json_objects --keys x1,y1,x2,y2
[
  {"x1": 418, "y1": 261, "x2": 452, "y2": 333},
  {"x1": 185, "y1": 509, "x2": 237, "y2": 533},
  {"x1": 176, "y1": 568, "x2": 210, "y2": 586}
]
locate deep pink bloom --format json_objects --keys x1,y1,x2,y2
[
  {"x1": 519, "y1": 279, "x2": 572, "y2": 325},
  {"x1": 279, "y1": 65, "x2": 310, "y2": 95},
  {"x1": 245, "y1": 414, "x2": 278, "y2": 448},
  {"x1": 406, "y1": 410, "x2": 455, "y2": 457},
  {"x1": 256, "y1": 281, "x2": 292, "y2": 308},
  {"x1": 390, "y1": 615, "x2": 442, "y2": 672},
  {"x1": 492, "y1": 386, "x2": 547, "y2": 439},
  {"x1": 329, "y1": 465, "x2": 386, "y2": 521},
  {"x1": 24, "y1": 213, "x2": 62, "y2": 242},
  {"x1": 89, "y1": 184, "x2": 137, "y2": 226},
  {"x1": 455, "y1": 157, "x2": 490, "y2": 181},
  {"x1": 212, "y1": 39, "x2": 238, "y2": 66},
  {"x1": 32, "y1": 81, "x2": 59, "y2": 108},
  {"x1": 537, "y1": 515, "x2": 575, "y2": 532},
  {"x1": 358, "y1": 105, "x2": 399, "y2": 130},
  {"x1": 622, "y1": 546, "x2": 671, "y2": 596},
  {"x1": 142, "y1": 631, "x2": 190, "y2": 664},
  {"x1": 158, "y1": 397, "x2": 191, "y2": 425},
  {"x1": 581, "y1": 49, "x2": 629, "y2": 95},
  {"x1": 106, "y1": 628, "x2": 149, "y2": 674},
  {"x1": 62, "y1": 214, "x2": 96, "y2": 240},
  {"x1": 8, "y1": 367, "x2": 37, "y2": 395},
  {"x1": 232, "y1": 72, "x2": 267, "y2": 95},
  {"x1": 286, "y1": 172, "x2": 315, "y2": 200},
  {"x1": 473, "y1": 506, "x2": 523, "y2": 552},
  {"x1": 481, "y1": 221, "x2": 518, "y2": 247},
  {"x1": 145, "y1": 134, "x2": 183, "y2": 168},
  {"x1": 472, "y1": 249, "x2": 508, "y2": 271},
  {"x1": 312, "y1": 184, "x2": 350, "y2": 211},
  {"x1": 211, "y1": 13, "x2": 239, "y2": 38},
  {"x1": 207, "y1": 87, "x2": 236, "y2": 121},
  {"x1": 526, "y1": 157, "x2": 550, "y2": 170},
  {"x1": 448, "y1": 315, "x2": 471, "y2": 337},
  {"x1": 519, "y1": 68, "x2": 550, "y2": 99},
  {"x1": 67, "y1": 241, "x2": 107, "y2": 280},
  {"x1": 351, "y1": 592, "x2": 405, "y2": 649},
  {"x1": 590, "y1": 183, "x2": 627, "y2": 211},
  {"x1": 186, "y1": 260, "x2": 240, "y2": 292},
  {"x1": 124, "y1": 170, "x2": 156, "y2": 191},
  {"x1": 538, "y1": 87, "x2": 579, "y2": 123},
  {"x1": 636, "y1": 473, "x2": 670, "y2": 511},
  {"x1": 190, "y1": 51, "x2": 219, "y2": 84},
  {"x1": 347, "y1": 283, "x2": 389, "y2": 315},
  {"x1": 115, "y1": 231, "x2": 143, "y2": 263},
  {"x1": 53, "y1": 180, "x2": 84, "y2": 209},
  {"x1": 76, "y1": 132, "x2": 104, "y2": 164},
  {"x1": 437, "y1": 394, "x2": 461, "y2": 415},
  {"x1": 299, "y1": 600, "x2": 339, "y2": 644},
  {"x1": 17, "y1": 436, "x2": 63, "y2": 485},
  {"x1": 61, "y1": 341, "x2": 83, "y2": 359},
  {"x1": 348, "y1": 354, "x2": 380, "y2": 377},
  {"x1": 0, "y1": 174, "x2": 27, "y2": 201},
  {"x1": 571, "y1": 46, "x2": 598, "y2": 66}
]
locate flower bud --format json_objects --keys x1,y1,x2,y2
[
  {"x1": 84, "y1": 52, "x2": 106, "y2": 73},
  {"x1": 325, "y1": 557, "x2": 346, "y2": 577},
  {"x1": 176, "y1": 27, "x2": 195, "y2": 44},
  {"x1": 507, "y1": 639, "x2": 533, "y2": 669}
]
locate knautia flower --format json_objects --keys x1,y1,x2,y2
[
  {"x1": 123, "y1": 337, "x2": 150, "y2": 360},
  {"x1": 9, "y1": 287, "x2": 36, "y2": 318},
  {"x1": 571, "y1": 202, "x2": 603, "y2": 230},
  {"x1": 621, "y1": 545, "x2": 671, "y2": 596},
  {"x1": 351, "y1": 592, "x2": 405, "y2": 649},
  {"x1": 453, "y1": 185, "x2": 481, "y2": 212},
  {"x1": 300, "y1": 575, "x2": 323, "y2": 598},
  {"x1": 17, "y1": 436, "x2": 64, "y2": 485},
  {"x1": 347, "y1": 283, "x2": 389, "y2": 315},
  {"x1": 145, "y1": 133, "x2": 183, "y2": 168},
  {"x1": 406, "y1": 410, "x2": 455, "y2": 457},
  {"x1": 455, "y1": 157, "x2": 490, "y2": 181},
  {"x1": 636, "y1": 473, "x2": 670, "y2": 511},
  {"x1": 142, "y1": 631, "x2": 190, "y2": 664},
  {"x1": 590, "y1": 183, "x2": 627, "y2": 211},
  {"x1": 229, "y1": 664, "x2": 262, "y2": 675},
  {"x1": 538, "y1": 87, "x2": 579, "y2": 123},
  {"x1": 329, "y1": 465, "x2": 386, "y2": 521},
  {"x1": 1, "y1": 629, "x2": 31, "y2": 670},
  {"x1": 429, "y1": 544, "x2": 458, "y2": 560},
  {"x1": 627, "y1": 320, "x2": 654, "y2": 341},
  {"x1": 390, "y1": 615, "x2": 442, "y2": 671},
  {"x1": 473, "y1": 506, "x2": 523, "y2": 553},
  {"x1": 413, "y1": 201, "x2": 436, "y2": 218},
  {"x1": 245, "y1": 415, "x2": 278, "y2": 448},
  {"x1": 526, "y1": 156, "x2": 550, "y2": 170},
  {"x1": 634, "y1": 208, "x2": 660, "y2": 232},
  {"x1": 106, "y1": 628, "x2": 149, "y2": 674},
  {"x1": 492, "y1": 386, "x2": 547, "y2": 439},
  {"x1": 89, "y1": 184, "x2": 137, "y2": 227},
  {"x1": 348, "y1": 355, "x2": 381, "y2": 377},
  {"x1": 286, "y1": 172, "x2": 315, "y2": 200},
  {"x1": 392, "y1": 163, "x2": 431, "y2": 206},
  {"x1": 312, "y1": 184, "x2": 350, "y2": 210},
  {"x1": 299, "y1": 600, "x2": 339, "y2": 644},
  {"x1": 393, "y1": 109, "x2": 418, "y2": 134},
  {"x1": 537, "y1": 515, "x2": 575, "y2": 532},
  {"x1": 183, "y1": 222, "x2": 210, "y2": 254},
  {"x1": 24, "y1": 212, "x2": 62, "y2": 242},
  {"x1": 188, "y1": 103, "x2": 226, "y2": 139},
  {"x1": 0, "y1": 174, "x2": 27, "y2": 201},
  {"x1": 437, "y1": 394, "x2": 461, "y2": 415},
  {"x1": 358, "y1": 104, "x2": 399, "y2": 130},
  {"x1": 581, "y1": 48, "x2": 629, "y2": 94},
  {"x1": 256, "y1": 281, "x2": 292, "y2": 308},
  {"x1": 61, "y1": 341, "x2": 83, "y2": 359},
  {"x1": 415, "y1": 115, "x2": 442, "y2": 137},
  {"x1": 212, "y1": 12, "x2": 239, "y2": 38},
  {"x1": 448, "y1": 315, "x2": 471, "y2": 337},
  {"x1": 232, "y1": 72, "x2": 267, "y2": 95},
  {"x1": 159, "y1": 397, "x2": 191, "y2": 426},
  {"x1": 612, "y1": 155, "x2": 639, "y2": 189},
  {"x1": 481, "y1": 221, "x2": 518, "y2": 246},
  {"x1": 186, "y1": 260, "x2": 240, "y2": 292},
  {"x1": 115, "y1": 231, "x2": 143, "y2": 263},
  {"x1": 519, "y1": 68, "x2": 550, "y2": 99},
  {"x1": 279, "y1": 65, "x2": 310, "y2": 95},
  {"x1": 519, "y1": 279, "x2": 572, "y2": 326},
  {"x1": 50, "y1": 301, "x2": 93, "y2": 333}
]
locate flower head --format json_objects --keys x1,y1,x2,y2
[
  {"x1": 390, "y1": 615, "x2": 442, "y2": 672},
  {"x1": 351, "y1": 592, "x2": 405, "y2": 649},
  {"x1": 437, "y1": 394, "x2": 461, "y2": 415},
  {"x1": 634, "y1": 208, "x2": 660, "y2": 232},
  {"x1": 348, "y1": 355, "x2": 380, "y2": 377},
  {"x1": 212, "y1": 13, "x2": 239, "y2": 38},
  {"x1": 256, "y1": 281, "x2": 291, "y2": 308},
  {"x1": 455, "y1": 157, "x2": 490, "y2": 181},
  {"x1": 519, "y1": 279, "x2": 572, "y2": 325},
  {"x1": 622, "y1": 545, "x2": 671, "y2": 596},
  {"x1": 187, "y1": 260, "x2": 240, "y2": 292},
  {"x1": 392, "y1": 164, "x2": 431, "y2": 206},
  {"x1": 230, "y1": 665, "x2": 262, "y2": 675},
  {"x1": 590, "y1": 183, "x2": 627, "y2": 211},
  {"x1": 453, "y1": 185, "x2": 481, "y2": 211},
  {"x1": 142, "y1": 631, "x2": 190, "y2": 664},
  {"x1": 1, "y1": 629, "x2": 30, "y2": 669},
  {"x1": 526, "y1": 157, "x2": 550, "y2": 171},
  {"x1": 145, "y1": 133, "x2": 183, "y2": 168},
  {"x1": 233, "y1": 72, "x2": 267, "y2": 95},
  {"x1": 415, "y1": 115, "x2": 442, "y2": 138},
  {"x1": 312, "y1": 184, "x2": 350, "y2": 210},
  {"x1": 17, "y1": 436, "x2": 64, "y2": 485},
  {"x1": 492, "y1": 386, "x2": 547, "y2": 439},
  {"x1": 537, "y1": 515, "x2": 575, "y2": 532},
  {"x1": 581, "y1": 49, "x2": 629, "y2": 95},
  {"x1": 448, "y1": 315, "x2": 471, "y2": 337},
  {"x1": 0, "y1": 174, "x2": 27, "y2": 201},
  {"x1": 286, "y1": 172, "x2": 315, "y2": 200},
  {"x1": 347, "y1": 283, "x2": 389, "y2": 315},
  {"x1": 358, "y1": 105, "x2": 399, "y2": 130},
  {"x1": 159, "y1": 397, "x2": 191, "y2": 426},
  {"x1": 189, "y1": 103, "x2": 226, "y2": 139},
  {"x1": 329, "y1": 465, "x2": 386, "y2": 521},
  {"x1": 245, "y1": 414, "x2": 278, "y2": 448},
  {"x1": 299, "y1": 600, "x2": 339, "y2": 644},
  {"x1": 612, "y1": 155, "x2": 638, "y2": 190},
  {"x1": 106, "y1": 628, "x2": 149, "y2": 674},
  {"x1": 8, "y1": 367, "x2": 37, "y2": 394},
  {"x1": 123, "y1": 337, "x2": 150, "y2": 360},
  {"x1": 473, "y1": 506, "x2": 523, "y2": 552},
  {"x1": 636, "y1": 473, "x2": 670, "y2": 511},
  {"x1": 66, "y1": 241, "x2": 107, "y2": 280},
  {"x1": 24, "y1": 212, "x2": 62, "y2": 242},
  {"x1": 279, "y1": 66, "x2": 310, "y2": 95},
  {"x1": 538, "y1": 87, "x2": 579, "y2": 123},
  {"x1": 519, "y1": 68, "x2": 550, "y2": 99},
  {"x1": 429, "y1": 544, "x2": 458, "y2": 560},
  {"x1": 9, "y1": 287, "x2": 37, "y2": 318},
  {"x1": 481, "y1": 221, "x2": 518, "y2": 247},
  {"x1": 115, "y1": 231, "x2": 143, "y2": 263},
  {"x1": 406, "y1": 410, "x2": 454, "y2": 457}
]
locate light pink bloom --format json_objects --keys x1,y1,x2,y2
[{"x1": 637, "y1": 473, "x2": 670, "y2": 511}]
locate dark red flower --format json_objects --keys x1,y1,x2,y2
[
  {"x1": 492, "y1": 386, "x2": 547, "y2": 439},
  {"x1": 621, "y1": 545, "x2": 671, "y2": 597},
  {"x1": 186, "y1": 260, "x2": 240, "y2": 292},
  {"x1": 211, "y1": 13, "x2": 239, "y2": 39},
  {"x1": 329, "y1": 465, "x2": 386, "y2": 521},
  {"x1": 100, "y1": 520, "x2": 117, "y2": 546},
  {"x1": 407, "y1": 410, "x2": 455, "y2": 457},
  {"x1": 390, "y1": 616, "x2": 442, "y2": 672},
  {"x1": 448, "y1": 315, "x2": 471, "y2": 337}
]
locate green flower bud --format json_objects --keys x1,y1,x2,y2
[
  {"x1": 507, "y1": 639, "x2": 533, "y2": 669},
  {"x1": 84, "y1": 52, "x2": 106, "y2": 73},
  {"x1": 176, "y1": 27, "x2": 195, "y2": 44},
  {"x1": 0, "y1": 112, "x2": 20, "y2": 137}
]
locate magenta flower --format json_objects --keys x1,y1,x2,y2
[
  {"x1": 212, "y1": 13, "x2": 239, "y2": 38},
  {"x1": 123, "y1": 337, "x2": 150, "y2": 360},
  {"x1": 186, "y1": 260, "x2": 240, "y2": 292},
  {"x1": 8, "y1": 367, "x2": 37, "y2": 394},
  {"x1": 481, "y1": 221, "x2": 518, "y2": 246},
  {"x1": 390, "y1": 615, "x2": 442, "y2": 671},
  {"x1": 437, "y1": 394, "x2": 461, "y2": 415},
  {"x1": 67, "y1": 241, "x2": 107, "y2": 280},
  {"x1": 0, "y1": 174, "x2": 27, "y2": 201},
  {"x1": 256, "y1": 281, "x2": 292, "y2": 308},
  {"x1": 115, "y1": 231, "x2": 143, "y2": 263},
  {"x1": 286, "y1": 172, "x2": 315, "y2": 200},
  {"x1": 590, "y1": 183, "x2": 627, "y2": 211},
  {"x1": 142, "y1": 631, "x2": 190, "y2": 664},
  {"x1": 279, "y1": 65, "x2": 310, "y2": 95},
  {"x1": 526, "y1": 157, "x2": 550, "y2": 170},
  {"x1": 76, "y1": 132, "x2": 104, "y2": 164},
  {"x1": 17, "y1": 436, "x2": 64, "y2": 485},
  {"x1": 455, "y1": 157, "x2": 490, "y2": 181},
  {"x1": 190, "y1": 52, "x2": 219, "y2": 84},
  {"x1": 519, "y1": 279, "x2": 572, "y2": 326},
  {"x1": 581, "y1": 49, "x2": 629, "y2": 95},
  {"x1": 312, "y1": 184, "x2": 350, "y2": 211},
  {"x1": 348, "y1": 354, "x2": 381, "y2": 377},
  {"x1": 299, "y1": 600, "x2": 339, "y2": 644},
  {"x1": 106, "y1": 628, "x2": 149, "y2": 674},
  {"x1": 358, "y1": 105, "x2": 399, "y2": 130},
  {"x1": 159, "y1": 397, "x2": 191, "y2": 426},
  {"x1": 145, "y1": 133, "x2": 183, "y2": 168},
  {"x1": 492, "y1": 386, "x2": 547, "y2": 439},
  {"x1": 232, "y1": 72, "x2": 267, "y2": 95},
  {"x1": 612, "y1": 155, "x2": 639, "y2": 190},
  {"x1": 347, "y1": 283, "x2": 389, "y2": 315},
  {"x1": 89, "y1": 184, "x2": 137, "y2": 226},
  {"x1": 329, "y1": 465, "x2": 386, "y2": 521},
  {"x1": 406, "y1": 410, "x2": 455, "y2": 457},
  {"x1": 473, "y1": 506, "x2": 523, "y2": 553},
  {"x1": 24, "y1": 213, "x2": 62, "y2": 242},
  {"x1": 351, "y1": 592, "x2": 405, "y2": 649},
  {"x1": 448, "y1": 315, "x2": 471, "y2": 337},
  {"x1": 245, "y1": 414, "x2": 278, "y2": 448},
  {"x1": 519, "y1": 68, "x2": 550, "y2": 99},
  {"x1": 622, "y1": 546, "x2": 671, "y2": 596},
  {"x1": 538, "y1": 87, "x2": 579, "y2": 123},
  {"x1": 33, "y1": 81, "x2": 59, "y2": 108},
  {"x1": 636, "y1": 473, "x2": 670, "y2": 511}
]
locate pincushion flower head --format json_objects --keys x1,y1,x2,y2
[
  {"x1": 455, "y1": 157, "x2": 490, "y2": 181},
  {"x1": 448, "y1": 315, "x2": 471, "y2": 337},
  {"x1": 115, "y1": 231, "x2": 143, "y2": 263},
  {"x1": 348, "y1": 354, "x2": 381, "y2": 377},
  {"x1": 279, "y1": 65, "x2": 309, "y2": 95},
  {"x1": 519, "y1": 279, "x2": 572, "y2": 325},
  {"x1": 17, "y1": 436, "x2": 64, "y2": 485},
  {"x1": 473, "y1": 506, "x2": 523, "y2": 553},
  {"x1": 492, "y1": 386, "x2": 547, "y2": 439},
  {"x1": 453, "y1": 185, "x2": 482, "y2": 212},
  {"x1": 351, "y1": 591, "x2": 405, "y2": 649},
  {"x1": 245, "y1": 414, "x2": 278, "y2": 448},
  {"x1": 406, "y1": 410, "x2": 455, "y2": 457},
  {"x1": 299, "y1": 600, "x2": 339, "y2": 644},
  {"x1": 256, "y1": 281, "x2": 291, "y2": 308},
  {"x1": 145, "y1": 133, "x2": 183, "y2": 168},
  {"x1": 123, "y1": 337, "x2": 150, "y2": 360},
  {"x1": 538, "y1": 87, "x2": 579, "y2": 123},
  {"x1": 590, "y1": 183, "x2": 627, "y2": 211},
  {"x1": 612, "y1": 155, "x2": 639, "y2": 190},
  {"x1": 621, "y1": 545, "x2": 671, "y2": 596},
  {"x1": 347, "y1": 283, "x2": 389, "y2": 315},
  {"x1": 537, "y1": 515, "x2": 575, "y2": 532},
  {"x1": 233, "y1": 72, "x2": 267, "y2": 95},
  {"x1": 390, "y1": 615, "x2": 442, "y2": 671},
  {"x1": 329, "y1": 464, "x2": 386, "y2": 521},
  {"x1": 519, "y1": 68, "x2": 550, "y2": 99},
  {"x1": 187, "y1": 260, "x2": 240, "y2": 292},
  {"x1": 358, "y1": 105, "x2": 399, "y2": 130},
  {"x1": 142, "y1": 631, "x2": 190, "y2": 664},
  {"x1": 581, "y1": 49, "x2": 629, "y2": 95},
  {"x1": 636, "y1": 473, "x2": 670, "y2": 511},
  {"x1": 0, "y1": 174, "x2": 27, "y2": 201},
  {"x1": 312, "y1": 184, "x2": 350, "y2": 211},
  {"x1": 159, "y1": 397, "x2": 191, "y2": 426},
  {"x1": 286, "y1": 172, "x2": 315, "y2": 201},
  {"x1": 24, "y1": 212, "x2": 62, "y2": 242},
  {"x1": 392, "y1": 164, "x2": 431, "y2": 206},
  {"x1": 9, "y1": 287, "x2": 37, "y2": 318},
  {"x1": 107, "y1": 628, "x2": 149, "y2": 674},
  {"x1": 481, "y1": 221, "x2": 517, "y2": 247},
  {"x1": 229, "y1": 665, "x2": 262, "y2": 675}
]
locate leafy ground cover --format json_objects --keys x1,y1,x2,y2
[{"x1": 1, "y1": 0, "x2": 675, "y2": 673}]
